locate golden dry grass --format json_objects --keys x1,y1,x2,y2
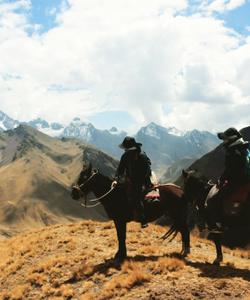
[{"x1": 0, "y1": 221, "x2": 249, "y2": 300}]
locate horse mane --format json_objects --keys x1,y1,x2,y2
[
  {"x1": 188, "y1": 169, "x2": 209, "y2": 183},
  {"x1": 96, "y1": 171, "x2": 113, "y2": 183}
]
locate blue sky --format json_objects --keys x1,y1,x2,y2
[
  {"x1": 22, "y1": 0, "x2": 250, "y2": 36},
  {"x1": 0, "y1": 0, "x2": 250, "y2": 132},
  {"x1": 185, "y1": 1, "x2": 250, "y2": 36},
  {"x1": 28, "y1": 0, "x2": 63, "y2": 33},
  {"x1": 89, "y1": 111, "x2": 136, "y2": 132},
  {"x1": 223, "y1": 1, "x2": 250, "y2": 35}
]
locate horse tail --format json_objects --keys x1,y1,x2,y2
[{"x1": 161, "y1": 224, "x2": 178, "y2": 242}]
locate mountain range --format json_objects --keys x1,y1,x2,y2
[
  {"x1": 0, "y1": 111, "x2": 220, "y2": 174},
  {"x1": 0, "y1": 125, "x2": 118, "y2": 236},
  {"x1": 0, "y1": 121, "x2": 249, "y2": 237}
]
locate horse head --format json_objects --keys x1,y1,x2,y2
[
  {"x1": 71, "y1": 163, "x2": 98, "y2": 201},
  {"x1": 182, "y1": 169, "x2": 209, "y2": 207}
]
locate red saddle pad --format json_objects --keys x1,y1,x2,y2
[{"x1": 145, "y1": 190, "x2": 160, "y2": 199}]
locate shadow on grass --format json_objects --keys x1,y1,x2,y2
[
  {"x1": 185, "y1": 260, "x2": 250, "y2": 282},
  {"x1": 92, "y1": 252, "x2": 184, "y2": 275}
]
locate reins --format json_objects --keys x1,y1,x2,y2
[
  {"x1": 79, "y1": 171, "x2": 98, "y2": 188},
  {"x1": 74, "y1": 171, "x2": 116, "y2": 208}
]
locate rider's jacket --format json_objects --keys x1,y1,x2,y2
[
  {"x1": 221, "y1": 143, "x2": 249, "y2": 185},
  {"x1": 115, "y1": 150, "x2": 152, "y2": 187}
]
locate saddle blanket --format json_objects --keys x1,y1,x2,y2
[{"x1": 145, "y1": 189, "x2": 160, "y2": 200}]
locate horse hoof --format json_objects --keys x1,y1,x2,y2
[
  {"x1": 213, "y1": 257, "x2": 223, "y2": 265},
  {"x1": 181, "y1": 248, "x2": 190, "y2": 257},
  {"x1": 182, "y1": 251, "x2": 189, "y2": 258},
  {"x1": 113, "y1": 256, "x2": 126, "y2": 264},
  {"x1": 113, "y1": 253, "x2": 127, "y2": 263}
]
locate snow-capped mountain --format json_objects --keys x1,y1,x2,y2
[
  {"x1": 60, "y1": 118, "x2": 127, "y2": 157},
  {"x1": 62, "y1": 118, "x2": 95, "y2": 141},
  {"x1": 136, "y1": 122, "x2": 220, "y2": 171},
  {"x1": 23, "y1": 118, "x2": 65, "y2": 137},
  {"x1": 0, "y1": 111, "x2": 220, "y2": 171},
  {"x1": 139, "y1": 122, "x2": 184, "y2": 139},
  {"x1": 0, "y1": 111, "x2": 19, "y2": 131},
  {"x1": 0, "y1": 112, "x2": 65, "y2": 137}
]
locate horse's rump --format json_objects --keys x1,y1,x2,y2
[
  {"x1": 158, "y1": 183, "x2": 183, "y2": 198},
  {"x1": 143, "y1": 184, "x2": 182, "y2": 204}
]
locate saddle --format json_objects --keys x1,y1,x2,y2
[{"x1": 144, "y1": 188, "x2": 160, "y2": 203}]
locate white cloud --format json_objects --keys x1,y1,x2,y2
[{"x1": 0, "y1": 0, "x2": 249, "y2": 132}]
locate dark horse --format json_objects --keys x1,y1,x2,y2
[
  {"x1": 71, "y1": 164, "x2": 190, "y2": 262},
  {"x1": 182, "y1": 169, "x2": 250, "y2": 265}
]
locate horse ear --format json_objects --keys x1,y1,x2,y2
[
  {"x1": 82, "y1": 162, "x2": 92, "y2": 173},
  {"x1": 182, "y1": 169, "x2": 188, "y2": 178}
]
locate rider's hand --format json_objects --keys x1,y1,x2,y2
[{"x1": 111, "y1": 181, "x2": 118, "y2": 189}]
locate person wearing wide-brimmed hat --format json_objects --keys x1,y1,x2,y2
[
  {"x1": 207, "y1": 127, "x2": 249, "y2": 232},
  {"x1": 217, "y1": 127, "x2": 249, "y2": 186},
  {"x1": 112, "y1": 136, "x2": 152, "y2": 228}
]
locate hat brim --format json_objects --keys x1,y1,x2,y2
[
  {"x1": 217, "y1": 133, "x2": 238, "y2": 141},
  {"x1": 119, "y1": 142, "x2": 142, "y2": 150},
  {"x1": 217, "y1": 132, "x2": 226, "y2": 140}
]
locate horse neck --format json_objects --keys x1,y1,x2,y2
[{"x1": 90, "y1": 173, "x2": 112, "y2": 199}]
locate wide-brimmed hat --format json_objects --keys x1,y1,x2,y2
[
  {"x1": 217, "y1": 127, "x2": 242, "y2": 141},
  {"x1": 217, "y1": 127, "x2": 248, "y2": 148},
  {"x1": 119, "y1": 136, "x2": 142, "y2": 150}
]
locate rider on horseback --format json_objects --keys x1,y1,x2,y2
[
  {"x1": 112, "y1": 136, "x2": 153, "y2": 228},
  {"x1": 218, "y1": 127, "x2": 249, "y2": 186},
  {"x1": 208, "y1": 127, "x2": 249, "y2": 232}
]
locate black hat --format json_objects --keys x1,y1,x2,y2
[
  {"x1": 119, "y1": 136, "x2": 142, "y2": 150},
  {"x1": 217, "y1": 127, "x2": 242, "y2": 141}
]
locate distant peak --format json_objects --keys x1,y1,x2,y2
[
  {"x1": 167, "y1": 127, "x2": 184, "y2": 136},
  {"x1": 73, "y1": 117, "x2": 81, "y2": 122},
  {"x1": 28, "y1": 118, "x2": 49, "y2": 128},
  {"x1": 147, "y1": 122, "x2": 160, "y2": 128},
  {"x1": 109, "y1": 127, "x2": 118, "y2": 132},
  {"x1": 71, "y1": 117, "x2": 90, "y2": 126}
]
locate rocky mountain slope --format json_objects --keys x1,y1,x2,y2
[
  {"x1": 136, "y1": 122, "x2": 219, "y2": 174},
  {"x1": 0, "y1": 111, "x2": 219, "y2": 176},
  {"x1": 0, "y1": 125, "x2": 118, "y2": 237},
  {"x1": 0, "y1": 221, "x2": 249, "y2": 300},
  {"x1": 186, "y1": 126, "x2": 250, "y2": 181},
  {"x1": 160, "y1": 156, "x2": 196, "y2": 183}
]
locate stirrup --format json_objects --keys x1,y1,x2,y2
[{"x1": 208, "y1": 223, "x2": 223, "y2": 233}]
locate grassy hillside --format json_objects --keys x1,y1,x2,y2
[
  {"x1": 0, "y1": 221, "x2": 249, "y2": 300},
  {"x1": 0, "y1": 125, "x2": 118, "y2": 236}
]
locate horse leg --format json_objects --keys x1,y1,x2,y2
[
  {"x1": 180, "y1": 226, "x2": 190, "y2": 257},
  {"x1": 212, "y1": 233, "x2": 223, "y2": 265},
  {"x1": 113, "y1": 219, "x2": 127, "y2": 262}
]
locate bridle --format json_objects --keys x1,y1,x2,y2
[
  {"x1": 79, "y1": 170, "x2": 98, "y2": 188},
  {"x1": 73, "y1": 170, "x2": 115, "y2": 208}
]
